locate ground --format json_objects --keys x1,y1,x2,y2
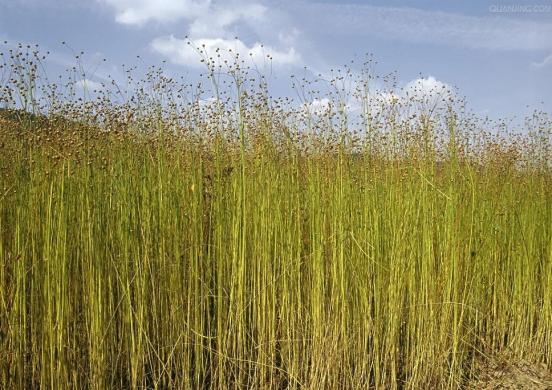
[{"x1": 467, "y1": 352, "x2": 552, "y2": 389}]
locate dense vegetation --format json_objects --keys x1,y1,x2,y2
[{"x1": 0, "y1": 44, "x2": 551, "y2": 388}]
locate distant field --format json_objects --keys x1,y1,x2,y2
[{"x1": 1, "y1": 47, "x2": 551, "y2": 388}]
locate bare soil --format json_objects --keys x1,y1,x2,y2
[{"x1": 467, "y1": 352, "x2": 552, "y2": 389}]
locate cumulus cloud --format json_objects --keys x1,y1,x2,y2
[
  {"x1": 302, "y1": 98, "x2": 331, "y2": 116},
  {"x1": 98, "y1": 0, "x2": 211, "y2": 25},
  {"x1": 76, "y1": 78, "x2": 103, "y2": 91},
  {"x1": 350, "y1": 76, "x2": 454, "y2": 119},
  {"x1": 188, "y1": 3, "x2": 267, "y2": 38},
  {"x1": 299, "y1": 76, "x2": 453, "y2": 120},
  {"x1": 151, "y1": 35, "x2": 300, "y2": 68},
  {"x1": 99, "y1": 0, "x2": 300, "y2": 68},
  {"x1": 403, "y1": 76, "x2": 453, "y2": 102}
]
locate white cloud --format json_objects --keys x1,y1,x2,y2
[
  {"x1": 350, "y1": 76, "x2": 454, "y2": 119},
  {"x1": 98, "y1": 0, "x2": 266, "y2": 35},
  {"x1": 302, "y1": 98, "x2": 331, "y2": 116},
  {"x1": 151, "y1": 35, "x2": 300, "y2": 68},
  {"x1": 289, "y1": 3, "x2": 552, "y2": 51},
  {"x1": 531, "y1": 53, "x2": 552, "y2": 68},
  {"x1": 278, "y1": 28, "x2": 301, "y2": 46},
  {"x1": 403, "y1": 76, "x2": 453, "y2": 102},
  {"x1": 98, "y1": 0, "x2": 211, "y2": 25},
  {"x1": 188, "y1": 4, "x2": 267, "y2": 38},
  {"x1": 299, "y1": 76, "x2": 453, "y2": 120},
  {"x1": 99, "y1": 0, "x2": 301, "y2": 68},
  {"x1": 76, "y1": 78, "x2": 103, "y2": 91}
]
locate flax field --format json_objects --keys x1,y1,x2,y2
[{"x1": 0, "y1": 45, "x2": 551, "y2": 388}]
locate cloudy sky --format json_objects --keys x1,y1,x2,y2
[{"x1": 1, "y1": 0, "x2": 551, "y2": 119}]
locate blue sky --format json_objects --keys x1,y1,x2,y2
[{"x1": 1, "y1": 0, "x2": 551, "y2": 120}]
